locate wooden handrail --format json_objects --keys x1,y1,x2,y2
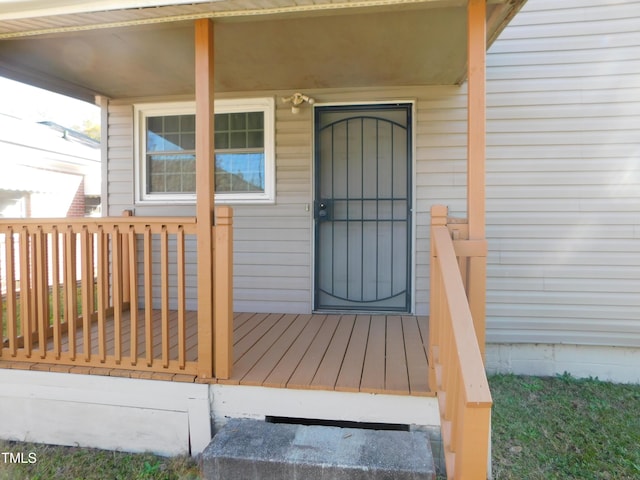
[{"x1": 430, "y1": 206, "x2": 492, "y2": 480}]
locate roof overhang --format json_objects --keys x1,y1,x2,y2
[{"x1": 0, "y1": 0, "x2": 526, "y2": 101}]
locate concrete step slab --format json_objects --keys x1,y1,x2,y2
[{"x1": 202, "y1": 418, "x2": 436, "y2": 480}]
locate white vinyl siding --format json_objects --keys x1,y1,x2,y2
[
  {"x1": 105, "y1": 87, "x2": 467, "y2": 315},
  {"x1": 485, "y1": 0, "x2": 640, "y2": 347}
]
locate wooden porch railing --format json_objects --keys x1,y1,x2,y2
[
  {"x1": 0, "y1": 208, "x2": 233, "y2": 378},
  {"x1": 429, "y1": 205, "x2": 492, "y2": 480}
]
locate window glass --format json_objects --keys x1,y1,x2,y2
[
  {"x1": 146, "y1": 115, "x2": 196, "y2": 194},
  {"x1": 136, "y1": 98, "x2": 274, "y2": 203},
  {"x1": 213, "y1": 111, "x2": 265, "y2": 193},
  {"x1": 215, "y1": 153, "x2": 265, "y2": 192}
]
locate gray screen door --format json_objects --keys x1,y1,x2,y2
[{"x1": 314, "y1": 104, "x2": 412, "y2": 312}]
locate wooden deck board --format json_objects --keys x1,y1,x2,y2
[
  {"x1": 286, "y1": 315, "x2": 340, "y2": 390},
  {"x1": 360, "y1": 315, "x2": 387, "y2": 393},
  {"x1": 226, "y1": 313, "x2": 295, "y2": 385},
  {"x1": 402, "y1": 316, "x2": 430, "y2": 395},
  {"x1": 335, "y1": 315, "x2": 371, "y2": 392},
  {"x1": 241, "y1": 314, "x2": 311, "y2": 387},
  {"x1": 385, "y1": 316, "x2": 411, "y2": 395},
  {"x1": 3, "y1": 311, "x2": 432, "y2": 396},
  {"x1": 233, "y1": 313, "x2": 281, "y2": 361},
  {"x1": 263, "y1": 314, "x2": 325, "y2": 388},
  {"x1": 309, "y1": 314, "x2": 356, "y2": 391}
]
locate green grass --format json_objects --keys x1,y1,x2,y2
[
  {"x1": 0, "y1": 374, "x2": 638, "y2": 479},
  {"x1": 2, "y1": 285, "x2": 93, "y2": 339},
  {"x1": 0, "y1": 441, "x2": 199, "y2": 480},
  {"x1": 490, "y1": 373, "x2": 640, "y2": 480}
]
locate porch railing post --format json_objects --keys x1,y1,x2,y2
[
  {"x1": 467, "y1": 0, "x2": 487, "y2": 360},
  {"x1": 214, "y1": 206, "x2": 233, "y2": 379},
  {"x1": 429, "y1": 205, "x2": 448, "y2": 391},
  {"x1": 194, "y1": 18, "x2": 216, "y2": 379}
]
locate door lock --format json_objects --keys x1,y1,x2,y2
[{"x1": 316, "y1": 200, "x2": 331, "y2": 221}]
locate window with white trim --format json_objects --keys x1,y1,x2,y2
[{"x1": 135, "y1": 98, "x2": 275, "y2": 204}]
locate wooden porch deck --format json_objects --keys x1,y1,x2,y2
[
  {"x1": 223, "y1": 312, "x2": 431, "y2": 396},
  {"x1": 2, "y1": 312, "x2": 432, "y2": 396}
]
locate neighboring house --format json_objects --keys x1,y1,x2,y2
[
  {"x1": 0, "y1": 114, "x2": 101, "y2": 217},
  {"x1": 0, "y1": 114, "x2": 101, "y2": 295},
  {"x1": 0, "y1": 0, "x2": 637, "y2": 476}
]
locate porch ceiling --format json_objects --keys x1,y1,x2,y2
[{"x1": 0, "y1": 0, "x2": 525, "y2": 101}]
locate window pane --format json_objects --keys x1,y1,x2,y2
[
  {"x1": 181, "y1": 115, "x2": 195, "y2": 131},
  {"x1": 147, "y1": 116, "x2": 163, "y2": 132},
  {"x1": 164, "y1": 115, "x2": 180, "y2": 132},
  {"x1": 148, "y1": 154, "x2": 196, "y2": 193},
  {"x1": 181, "y1": 133, "x2": 195, "y2": 150},
  {"x1": 215, "y1": 153, "x2": 265, "y2": 193},
  {"x1": 230, "y1": 131, "x2": 247, "y2": 149},
  {"x1": 230, "y1": 112, "x2": 246, "y2": 130},
  {"x1": 147, "y1": 115, "x2": 195, "y2": 152},
  {"x1": 247, "y1": 131, "x2": 263, "y2": 148},
  {"x1": 247, "y1": 112, "x2": 264, "y2": 130},
  {"x1": 215, "y1": 132, "x2": 229, "y2": 149},
  {"x1": 215, "y1": 114, "x2": 229, "y2": 131}
]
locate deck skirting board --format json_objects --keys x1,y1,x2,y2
[
  {"x1": 210, "y1": 384, "x2": 440, "y2": 432},
  {"x1": 0, "y1": 369, "x2": 211, "y2": 456}
]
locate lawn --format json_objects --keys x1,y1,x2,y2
[
  {"x1": 0, "y1": 374, "x2": 638, "y2": 479},
  {"x1": 490, "y1": 374, "x2": 640, "y2": 480},
  {"x1": 0, "y1": 444, "x2": 199, "y2": 480}
]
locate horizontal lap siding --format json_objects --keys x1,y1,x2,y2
[
  {"x1": 233, "y1": 101, "x2": 311, "y2": 313},
  {"x1": 415, "y1": 88, "x2": 467, "y2": 314},
  {"x1": 106, "y1": 104, "x2": 135, "y2": 213},
  {"x1": 485, "y1": 0, "x2": 640, "y2": 347},
  {"x1": 105, "y1": 87, "x2": 465, "y2": 315}
]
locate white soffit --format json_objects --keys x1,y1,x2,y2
[{"x1": 0, "y1": 0, "x2": 219, "y2": 20}]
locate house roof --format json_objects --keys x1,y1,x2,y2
[{"x1": 0, "y1": 0, "x2": 526, "y2": 101}]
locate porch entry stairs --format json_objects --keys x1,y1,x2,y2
[{"x1": 202, "y1": 418, "x2": 436, "y2": 480}]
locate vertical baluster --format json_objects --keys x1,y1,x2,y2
[
  {"x1": 51, "y1": 227, "x2": 62, "y2": 358},
  {"x1": 177, "y1": 226, "x2": 186, "y2": 369},
  {"x1": 160, "y1": 225, "x2": 169, "y2": 368},
  {"x1": 112, "y1": 225, "x2": 123, "y2": 364},
  {"x1": 35, "y1": 226, "x2": 49, "y2": 359},
  {"x1": 88, "y1": 231, "x2": 96, "y2": 318},
  {"x1": 448, "y1": 360, "x2": 460, "y2": 453},
  {"x1": 143, "y1": 226, "x2": 153, "y2": 366},
  {"x1": 19, "y1": 227, "x2": 32, "y2": 356},
  {"x1": 80, "y1": 226, "x2": 92, "y2": 361},
  {"x1": 444, "y1": 306, "x2": 456, "y2": 419},
  {"x1": 128, "y1": 225, "x2": 139, "y2": 365},
  {"x1": 433, "y1": 262, "x2": 443, "y2": 364},
  {"x1": 64, "y1": 226, "x2": 77, "y2": 360},
  {"x1": 96, "y1": 226, "x2": 107, "y2": 362},
  {"x1": 29, "y1": 231, "x2": 38, "y2": 351},
  {"x1": 4, "y1": 229, "x2": 17, "y2": 356},
  {"x1": 121, "y1": 216, "x2": 131, "y2": 307}
]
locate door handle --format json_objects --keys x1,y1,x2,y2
[{"x1": 316, "y1": 200, "x2": 331, "y2": 221}]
